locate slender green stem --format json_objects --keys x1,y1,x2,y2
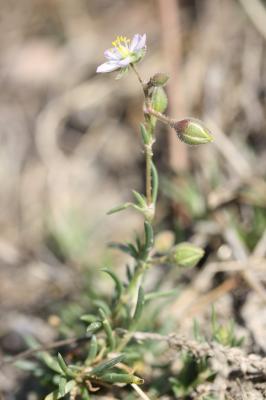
[
  {"x1": 146, "y1": 108, "x2": 174, "y2": 126},
  {"x1": 145, "y1": 144, "x2": 153, "y2": 206},
  {"x1": 112, "y1": 67, "x2": 159, "y2": 353},
  {"x1": 130, "y1": 63, "x2": 146, "y2": 94},
  {"x1": 128, "y1": 264, "x2": 145, "y2": 298},
  {"x1": 115, "y1": 65, "x2": 157, "y2": 330},
  {"x1": 117, "y1": 271, "x2": 145, "y2": 352},
  {"x1": 130, "y1": 64, "x2": 155, "y2": 210}
]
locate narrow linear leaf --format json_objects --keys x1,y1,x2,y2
[
  {"x1": 57, "y1": 353, "x2": 69, "y2": 376},
  {"x1": 136, "y1": 235, "x2": 143, "y2": 252},
  {"x1": 151, "y1": 161, "x2": 159, "y2": 204},
  {"x1": 127, "y1": 243, "x2": 139, "y2": 258},
  {"x1": 40, "y1": 352, "x2": 64, "y2": 375},
  {"x1": 44, "y1": 380, "x2": 76, "y2": 400},
  {"x1": 57, "y1": 353, "x2": 76, "y2": 378},
  {"x1": 64, "y1": 380, "x2": 76, "y2": 393},
  {"x1": 109, "y1": 242, "x2": 137, "y2": 258},
  {"x1": 90, "y1": 354, "x2": 125, "y2": 376},
  {"x1": 132, "y1": 190, "x2": 147, "y2": 208},
  {"x1": 86, "y1": 321, "x2": 102, "y2": 333},
  {"x1": 145, "y1": 289, "x2": 179, "y2": 302},
  {"x1": 86, "y1": 335, "x2": 98, "y2": 364},
  {"x1": 123, "y1": 352, "x2": 141, "y2": 362},
  {"x1": 14, "y1": 360, "x2": 38, "y2": 371},
  {"x1": 100, "y1": 372, "x2": 144, "y2": 385},
  {"x1": 58, "y1": 377, "x2": 67, "y2": 397},
  {"x1": 80, "y1": 387, "x2": 91, "y2": 400},
  {"x1": 140, "y1": 123, "x2": 150, "y2": 145},
  {"x1": 101, "y1": 268, "x2": 123, "y2": 299},
  {"x1": 131, "y1": 286, "x2": 145, "y2": 327},
  {"x1": 107, "y1": 202, "x2": 133, "y2": 215},
  {"x1": 80, "y1": 314, "x2": 98, "y2": 323},
  {"x1": 93, "y1": 300, "x2": 111, "y2": 316},
  {"x1": 98, "y1": 308, "x2": 115, "y2": 350},
  {"x1": 126, "y1": 264, "x2": 133, "y2": 281},
  {"x1": 44, "y1": 390, "x2": 60, "y2": 400},
  {"x1": 142, "y1": 221, "x2": 154, "y2": 258}
]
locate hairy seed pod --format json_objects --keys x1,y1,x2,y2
[
  {"x1": 173, "y1": 118, "x2": 213, "y2": 145},
  {"x1": 150, "y1": 72, "x2": 169, "y2": 87},
  {"x1": 169, "y1": 242, "x2": 205, "y2": 268},
  {"x1": 151, "y1": 87, "x2": 168, "y2": 113}
]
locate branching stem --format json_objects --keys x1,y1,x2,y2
[
  {"x1": 145, "y1": 143, "x2": 153, "y2": 206},
  {"x1": 130, "y1": 63, "x2": 146, "y2": 94},
  {"x1": 130, "y1": 64, "x2": 155, "y2": 210},
  {"x1": 146, "y1": 107, "x2": 174, "y2": 126}
]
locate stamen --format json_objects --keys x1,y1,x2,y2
[{"x1": 112, "y1": 36, "x2": 130, "y2": 49}]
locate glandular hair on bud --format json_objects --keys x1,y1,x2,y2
[
  {"x1": 169, "y1": 242, "x2": 204, "y2": 268},
  {"x1": 150, "y1": 73, "x2": 169, "y2": 87},
  {"x1": 173, "y1": 118, "x2": 213, "y2": 145}
]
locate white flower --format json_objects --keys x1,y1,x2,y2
[{"x1": 96, "y1": 34, "x2": 146, "y2": 73}]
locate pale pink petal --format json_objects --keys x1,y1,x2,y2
[
  {"x1": 130, "y1": 34, "x2": 141, "y2": 51},
  {"x1": 130, "y1": 34, "x2": 146, "y2": 52},
  {"x1": 104, "y1": 48, "x2": 121, "y2": 60},
  {"x1": 135, "y1": 34, "x2": 146, "y2": 51},
  {"x1": 96, "y1": 61, "x2": 120, "y2": 73},
  {"x1": 118, "y1": 56, "x2": 134, "y2": 66}
]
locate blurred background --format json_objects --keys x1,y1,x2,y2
[{"x1": 1, "y1": 0, "x2": 266, "y2": 398}]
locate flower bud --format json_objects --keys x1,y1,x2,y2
[
  {"x1": 151, "y1": 87, "x2": 168, "y2": 113},
  {"x1": 150, "y1": 73, "x2": 169, "y2": 87},
  {"x1": 154, "y1": 230, "x2": 175, "y2": 253},
  {"x1": 173, "y1": 118, "x2": 213, "y2": 145},
  {"x1": 169, "y1": 242, "x2": 204, "y2": 268}
]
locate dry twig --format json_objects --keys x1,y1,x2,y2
[
  {"x1": 0, "y1": 335, "x2": 91, "y2": 366},
  {"x1": 6, "y1": 329, "x2": 266, "y2": 379},
  {"x1": 131, "y1": 331, "x2": 266, "y2": 377}
]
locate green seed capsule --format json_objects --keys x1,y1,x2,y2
[
  {"x1": 169, "y1": 242, "x2": 204, "y2": 268},
  {"x1": 151, "y1": 87, "x2": 168, "y2": 113},
  {"x1": 173, "y1": 118, "x2": 213, "y2": 145},
  {"x1": 150, "y1": 73, "x2": 169, "y2": 87}
]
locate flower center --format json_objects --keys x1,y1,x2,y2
[{"x1": 112, "y1": 36, "x2": 130, "y2": 58}]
